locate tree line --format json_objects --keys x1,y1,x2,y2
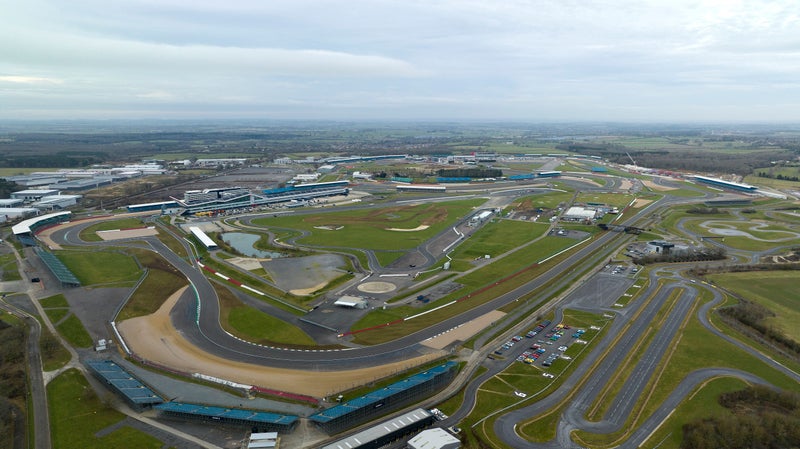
[{"x1": 681, "y1": 385, "x2": 800, "y2": 449}]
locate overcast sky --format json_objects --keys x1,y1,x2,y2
[{"x1": 2, "y1": 0, "x2": 799, "y2": 122}]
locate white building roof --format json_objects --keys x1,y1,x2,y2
[
  {"x1": 563, "y1": 207, "x2": 596, "y2": 220},
  {"x1": 408, "y1": 427, "x2": 461, "y2": 449}
]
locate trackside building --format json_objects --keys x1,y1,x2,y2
[
  {"x1": 320, "y1": 408, "x2": 436, "y2": 449},
  {"x1": 154, "y1": 402, "x2": 298, "y2": 433},
  {"x1": 309, "y1": 361, "x2": 457, "y2": 435},
  {"x1": 85, "y1": 360, "x2": 163, "y2": 411}
]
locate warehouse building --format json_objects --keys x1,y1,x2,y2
[
  {"x1": 408, "y1": 428, "x2": 461, "y2": 449},
  {"x1": 11, "y1": 189, "x2": 60, "y2": 202},
  {"x1": 320, "y1": 408, "x2": 435, "y2": 449}
]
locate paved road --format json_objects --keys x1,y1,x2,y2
[{"x1": 0, "y1": 297, "x2": 51, "y2": 449}]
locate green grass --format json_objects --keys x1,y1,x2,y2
[
  {"x1": 226, "y1": 308, "x2": 315, "y2": 346},
  {"x1": 78, "y1": 218, "x2": 146, "y2": 242},
  {"x1": 0, "y1": 253, "x2": 21, "y2": 281},
  {"x1": 638, "y1": 376, "x2": 750, "y2": 449},
  {"x1": 56, "y1": 250, "x2": 141, "y2": 286},
  {"x1": 350, "y1": 236, "x2": 588, "y2": 345},
  {"x1": 252, "y1": 199, "x2": 484, "y2": 250},
  {"x1": 117, "y1": 269, "x2": 186, "y2": 321},
  {"x1": 214, "y1": 280, "x2": 316, "y2": 346},
  {"x1": 707, "y1": 271, "x2": 800, "y2": 342},
  {"x1": 680, "y1": 218, "x2": 800, "y2": 251},
  {"x1": 44, "y1": 308, "x2": 69, "y2": 324},
  {"x1": 48, "y1": 369, "x2": 164, "y2": 449},
  {"x1": 40, "y1": 329, "x2": 72, "y2": 371},
  {"x1": 40, "y1": 294, "x2": 69, "y2": 308},
  {"x1": 55, "y1": 314, "x2": 93, "y2": 348},
  {"x1": 449, "y1": 219, "x2": 550, "y2": 264},
  {"x1": 575, "y1": 192, "x2": 635, "y2": 208}
]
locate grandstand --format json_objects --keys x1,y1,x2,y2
[
  {"x1": 536, "y1": 170, "x2": 562, "y2": 178},
  {"x1": 189, "y1": 227, "x2": 218, "y2": 250},
  {"x1": 309, "y1": 361, "x2": 457, "y2": 434},
  {"x1": 396, "y1": 185, "x2": 446, "y2": 193},
  {"x1": 692, "y1": 175, "x2": 757, "y2": 193},
  {"x1": 11, "y1": 211, "x2": 72, "y2": 243},
  {"x1": 126, "y1": 200, "x2": 182, "y2": 214},
  {"x1": 34, "y1": 248, "x2": 80, "y2": 287},
  {"x1": 85, "y1": 360, "x2": 163, "y2": 411},
  {"x1": 154, "y1": 402, "x2": 298, "y2": 433},
  {"x1": 320, "y1": 408, "x2": 436, "y2": 449}
]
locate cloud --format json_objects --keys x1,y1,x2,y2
[
  {"x1": 0, "y1": 75, "x2": 62, "y2": 85},
  {"x1": 2, "y1": 0, "x2": 800, "y2": 120}
]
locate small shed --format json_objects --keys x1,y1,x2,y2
[{"x1": 334, "y1": 296, "x2": 368, "y2": 309}]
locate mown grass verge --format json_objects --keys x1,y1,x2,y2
[
  {"x1": 48, "y1": 369, "x2": 164, "y2": 449},
  {"x1": 214, "y1": 281, "x2": 315, "y2": 347}
]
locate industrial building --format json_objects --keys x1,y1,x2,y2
[
  {"x1": 0, "y1": 199, "x2": 23, "y2": 208},
  {"x1": 11, "y1": 189, "x2": 60, "y2": 202},
  {"x1": 309, "y1": 362, "x2": 457, "y2": 435},
  {"x1": 408, "y1": 428, "x2": 461, "y2": 449},
  {"x1": 320, "y1": 408, "x2": 436, "y2": 449},
  {"x1": 247, "y1": 432, "x2": 279, "y2": 449},
  {"x1": 561, "y1": 207, "x2": 597, "y2": 222},
  {"x1": 31, "y1": 194, "x2": 82, "y2": 210},
  {"x1": 0, "y1": 207, "x2": 39, "y2": 221}
]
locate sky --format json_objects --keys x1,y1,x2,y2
[{"x1": 2, "y1": 0, "x2": 800, "y2": 122}]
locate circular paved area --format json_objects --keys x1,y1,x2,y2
[{"x1": 357, "y1": 281, "x2": 397, "y2": 293}]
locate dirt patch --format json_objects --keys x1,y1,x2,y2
[
  {"x1": 97, "y1": 227, "x2": 159, "y2": 241},
  {"x1": 117, "y1": 287, "x2": 444, "y2": 397},
  {"x1": 633, "y1": 198, "x2": 654, "y2": 208},
  {"x1": 290, "y1": 282, "x2": 327, "y2": 296},
  {"x1": 421, "y1": 310, "x2": 506, "y2": 350},
  {"x1": 618, "y1": 179, "x2": 633, "y2": 190},
  {"x1": 357, "y1": 281, "x2": 397, "y2": 294},
  {"x1": 227, "y1": 257, "x2": 268, "y2": 271},
  {"x1": 642, "y1": 180, "x2": 676, "y2": 191},
  {"x1": 386, "y1": 225, "x2": 430, "y2": 232}
]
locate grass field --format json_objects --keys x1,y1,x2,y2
[
  {"x1": 78, "y1": 218, "x2": 146, "y2": 242},
  {"x1": 56, "y1": 250, "x2": 141, "y2": 286},
  {"x1": 638, "y1": 376, "x2": 750, "y2": 449},
  {"x1": 707, "y1": 271, "x2": 800, "y2": 342},
  {"x1": 40, "y1": 328, "x2": 72, "y2": 371},
  {"x1": 48, "y1": 369, "x2": 164, "y2": 449},
  {"x1": 117, "y1": 269, "x2": 186, "y2": 321},
  {"x1": 449, "y1": 219, "x2": 550, "y2": 264},
  {"x1": 251, "y1": 199, "x2": 484, "y2": 250},
  {"x1": 40, "y1": 294, "x2": 69, "y2": 308},
  {"x1": 44, "y1": 308, "x2": 69, "y2": 324},
  {"x1": 214, "y1": 281, "x2": 315, "y2": 346},
  {"x1": 55, "y1": 314, "x2": 93, "y2": 348},
  {"x1": 0, "y1": 253, "x2": 21, "y2": 281},
  {"x1": 681, "y1": 218, "x2": 800, "y2": 251}
]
